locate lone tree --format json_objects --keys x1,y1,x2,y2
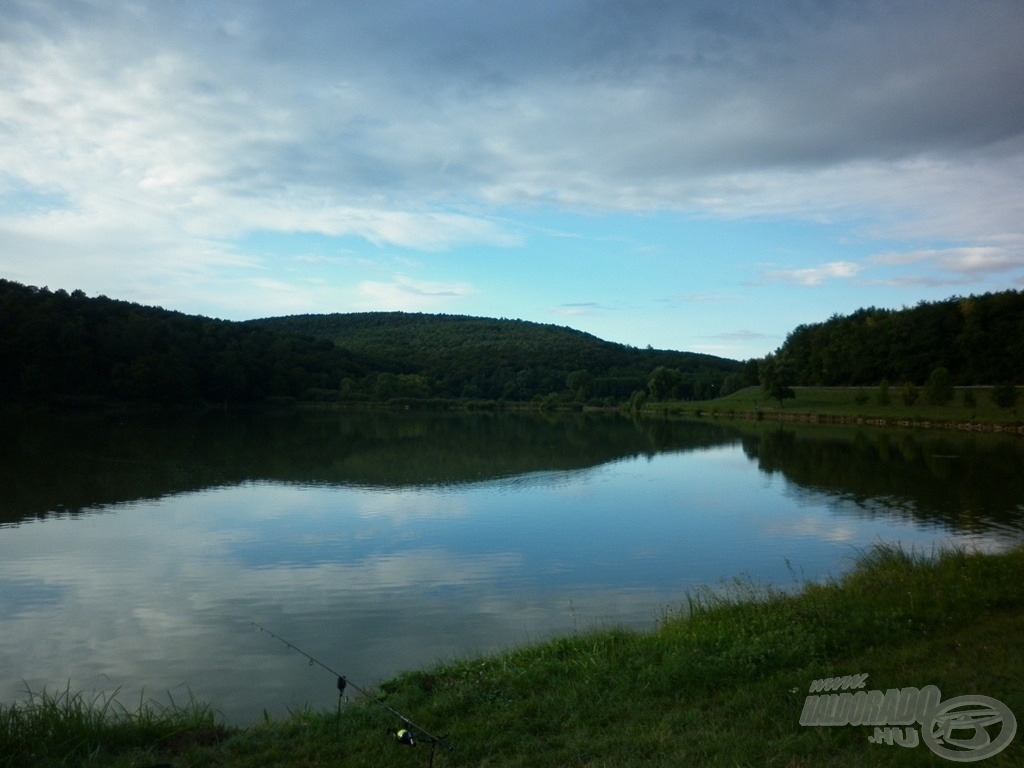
[
  {"x1": 647, "y1": 366, "x2": 683, "y2": 401},
  {"x1": 759, "y1": 353, "x2": 796, "y2": 407}
]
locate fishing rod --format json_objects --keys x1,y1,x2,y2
[{"x1": 251, "y1": 622, "x2": 451, "y2": 755}]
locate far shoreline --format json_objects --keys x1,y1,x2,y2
[{"x1": 644, "y1": 385, "x2": 1024, "y2": 436}]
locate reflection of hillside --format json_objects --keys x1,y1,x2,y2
[
  {"x1": 733, "y1": 421, "x2": 1024, "y2": 537},
  {"x1": 0, "y1": 411, "x2": 739, "y2": 525}
]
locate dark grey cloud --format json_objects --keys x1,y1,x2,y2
[
  {"x1": 2, "y1": 0, "x2": 1022, "y2": 221},
  {"x1": 241, "y1": 0, "x2": 1023, "y2": 193}
]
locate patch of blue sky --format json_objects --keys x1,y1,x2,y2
[
  {"x1": 225, "y1": 200, "x2": 992, "y2": 359},
  {"x1": 409, "y1": 208, "x2": 912, "y2": 355},
  {"x1": 0, "y1": 180, "x2": 72, "y2": 216}
]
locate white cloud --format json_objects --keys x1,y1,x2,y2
[
  {"x1": 703, "y1": 330, "x2": 776, "y2": 342},
  {"x1": 357, "y1": 273, "x2": 476, "y2": 311},
  {"x1": 657, "y1": 293, "x2": 738, "y2": 306},
  {"x1": 867, "y1": 241, "x2": 1024, "y2": 286},
  {"x1": 873, "y1": 245, "x2": 1024, "y2": 274},
  {"x1": 0, "y1": 21, "x2": 519, "y2": 315},
  {"x1": 764, "y1": 261, "x2": 863, "y2": 286}
]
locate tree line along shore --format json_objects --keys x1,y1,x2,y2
[
  {"x1": 2, "y1": 278, "x2": 1021, "y2": 421},
  {"x1": 650, "y1": 384, "x2": 1024, "y2": 434}
]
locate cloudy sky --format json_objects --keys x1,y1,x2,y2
[{"x1": 2, "y1": 1, "x2": 1022, "y2": 359}]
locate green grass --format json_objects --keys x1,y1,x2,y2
[
  {"x1": 4, "y1": 544, "x2": 1023, "y2": 767},
  {"x1": 0, "y1": 685, "x2": 224, "y2": 768},
  {"x1": 655, "y1": 386, "x2": 1024, "y2": 429}
]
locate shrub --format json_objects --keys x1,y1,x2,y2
[
  {"x1": 925, "y1": 366, "x2": 954, "y2": 405},
  {"x1": 991, "y1": 382, "x2": 1019, "y2": 409},
  {"x1": 876, "y1": 378, "x2": 890, "y2": 406}
]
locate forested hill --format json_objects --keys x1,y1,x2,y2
[
  {"x1": 8, "y1": 276, "x2": 1020, "y2": 408},
  {"x1": 0, "y1": 279, "x2": 379, "y2": 405},
  {"x1": 0, "y1": 279, "x2": 739, "y2": 406},
  {"x1": 249, "y1": 312, "x2": 740, "y2": 402},
  {"x1": 776, "y1": 289, "x2": 1024, "y2": 386}
]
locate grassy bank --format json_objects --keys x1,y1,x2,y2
[
  {"x1": 0, "y1": 686, "x2": 224, "y2": 768},
  {"x1": 4, "y1": 544, "x2": 1022, "y2": 767},
  {"x1": 653, "y1": 386, "x2": 1024, "y2": 433}
]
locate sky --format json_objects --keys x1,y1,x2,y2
[{"x1": 1, "y1": 1, "x2": 1023, "y2": 360}]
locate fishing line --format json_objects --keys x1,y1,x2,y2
[{"x1": 251, "y1": 622, "x2": 451, "y2": 757}]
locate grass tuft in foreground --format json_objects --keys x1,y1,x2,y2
[
  {"x1": 3, "y1": 542, "x2": 1022, "y2": 766},
  {"x1": 0, "y1": 684, "x2": 224, "y2": 768}
]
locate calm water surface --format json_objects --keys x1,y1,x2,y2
[{"x1": 1, "y1": 410, "x2": 1022, "y2": 723}]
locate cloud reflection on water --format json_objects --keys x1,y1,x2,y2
[{"x1": 2, "y1": 416, "x2": 1022, "y2": 724}]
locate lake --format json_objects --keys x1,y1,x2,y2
[{"x1": 1, "y1": 409, "x2": 1022, "y2": 724}]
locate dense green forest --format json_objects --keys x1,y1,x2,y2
[
  {"x1": 0, "y1": 279, "x2": 378, "y2": 405},
  {"x1": 0, "y1": 279, "x2": 738, "y2": 407},
  {"x1": 7, "y1": 277, "x2": 1018, "y2": 410},
  {"x1": 248, "y1": 312, "x2": 739, "y2": 403},
  {"x1": 771, "y1": 289, "x2": 1024, "y2": 387}
]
